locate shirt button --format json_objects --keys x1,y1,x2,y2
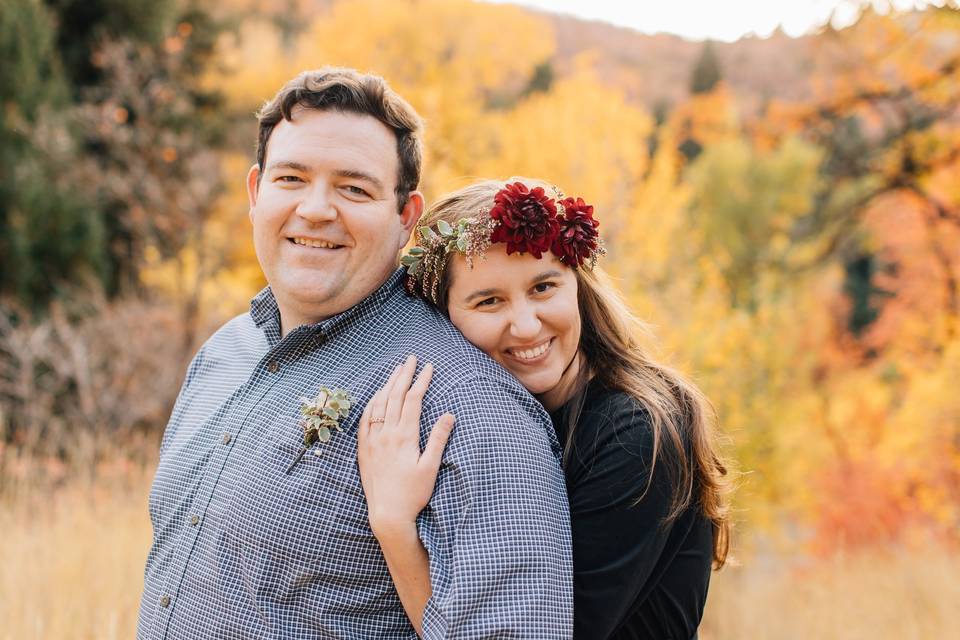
[
  {"x1": 267, "y1": 361, "x2": 279, "y2": 373},
  {"x1": 159, "y1": 595, "x2": 171, "y2": 608},
  {"x1": 189, "y1": 514, "x2": 201, "y2": 526},
  {"x1": 222, "y1": 433, "x2": 232, "y2": 445}
]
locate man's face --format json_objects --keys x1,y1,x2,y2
[{"x1": 247, "y1": 109, "x2": 422, "y2": 330}]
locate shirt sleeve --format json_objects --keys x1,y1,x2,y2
[
  {"x1": 565, "y1": 396, "x2": 684, "y2": 639},
  {"x1": 158, "y1": 347, "x2": 207, "y2": 457},
  {"x1": 417, "y1": 374, "x2": 574, "y2": 639}
]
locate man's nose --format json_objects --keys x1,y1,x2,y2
[
  {"x1": 297, "y1": 186, "x2": 337, "y2": 223},
  {"x1": 509, "y1": 302, "x2": 542, "y2": 340}
]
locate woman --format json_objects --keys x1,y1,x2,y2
[{"x1": 357, "y1": 178, "x2": 731, "y2": 639}]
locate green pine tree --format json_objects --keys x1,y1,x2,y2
[
  {"x1": 0, "y1": 0, "x2": 106, "y2": 307},
  {"x1": 690, "y1": 40, "x2": 722, "y2": 94}
]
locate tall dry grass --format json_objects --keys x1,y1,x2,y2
[
  {"x1": 2, "y1": 455, "x2": 959, "y2": 640},
  {"x1": 699, "y1": 540, "x2": 960, "y2": 639},
  {"x1": 0, "y1": 459, "x2": 154, "y2": 640}
]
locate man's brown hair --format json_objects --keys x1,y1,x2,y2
[{"x1": 255, "y1": 67, "x2": 424, "y2": 212}]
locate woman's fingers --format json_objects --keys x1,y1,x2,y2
[
  {"x1": 384, "y1": 355, "x2": 417, "y2": 426},
  {"x1": 420, "y1": 414, "x2": 455, "y2": 474},
  {"x1": 358, "y1": 397, "x2": 373, "y2": 443},
  {"x1": 399, "y1": 362, "x2": 433, "y2": 429},
  {"x1": 367, "y1": 363, "x2": 402, "y2": 428}
]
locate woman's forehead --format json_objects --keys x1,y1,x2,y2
[{"x1": 450, "y1": 247, "x2": 567, "y2": 291}]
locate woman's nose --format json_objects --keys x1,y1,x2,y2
[{"x1": 509, "y1": 302, "x2": 542, "y2": 340}]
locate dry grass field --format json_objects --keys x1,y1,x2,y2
[{"x1": 1, "y1": 456, "x2": 958, "y2": 640}]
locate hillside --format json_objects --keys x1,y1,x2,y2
[{"x1": 544, "y1": 11, "x2": 816, "y2": 111}]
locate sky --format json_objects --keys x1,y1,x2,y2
[{"x1": 487, "y1": 0, "x2": 944, "y2": 41}]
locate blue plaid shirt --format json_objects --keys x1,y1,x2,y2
[{"x1": 138, "y1": 269, "x2": 574, "y2": 639}]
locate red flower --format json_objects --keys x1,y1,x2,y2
[
  {"x1": 552, "y1": 197, "x2": 600, "y2": 266},
  {"x1": 489, "y1": 182, "x2": 560, "y2": 258}
]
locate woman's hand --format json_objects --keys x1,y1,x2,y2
[{"x1": 357, "y1": 354, "x2": 455, "y2": 541}]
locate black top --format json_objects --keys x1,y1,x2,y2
[{"x1": 549, "y1": 378, "x2": 714, "y2": 640}]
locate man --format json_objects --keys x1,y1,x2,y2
[{"x1": 138, "y1": 67, "x2": 573, "y2": 638}]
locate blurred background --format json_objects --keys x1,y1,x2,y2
[{"x1": 1, "y1": 0, "x2": 958, "y2": 637}]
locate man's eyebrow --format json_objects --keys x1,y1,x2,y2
[
  {"x1": 333, "y1": 169, "x2": 386, "y2": 192},
  {"x1": 265, "y1": 160, "x2": 310, "y2": 173}
]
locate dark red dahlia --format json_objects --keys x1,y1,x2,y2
[
  {"x1": 488, "y1": 182, "x2": 560, "y2": 258},
  {"x1": 552, "y1": 197, "x2": 600, "y2": 266}
]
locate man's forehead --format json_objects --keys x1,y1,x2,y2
[{"x1": 265, "y1": 109, "x2": 398, "y2": 182}]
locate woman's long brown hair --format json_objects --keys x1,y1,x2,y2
[{"x1": 415, "y1": 178, "x2": 732, "y2": 567}]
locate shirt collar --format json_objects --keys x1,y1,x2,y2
[{"x1": 249, "y1": 268, "x2": 407, "y2": 343}]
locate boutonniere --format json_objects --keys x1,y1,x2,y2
[{"x1": 286, "y1": 386, "x2": 352, "y2": 472}]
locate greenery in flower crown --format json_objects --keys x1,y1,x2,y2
[
  {"x1": 402, "y1": 218, "x2": 487, "y2": 274},
  {"x1": 401, "y1": 215, "x2": 497, "y2": 303},
  {"x1": 299, "y1": 386, "x2": 352, "y2": 445}
]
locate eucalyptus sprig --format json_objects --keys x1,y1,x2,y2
[
  {"x1": 299, "y1": 386, "x2": 352, "y2": 445},
  {"x1": 401, "y1": 218, "x2": 476, "y2": 276}
]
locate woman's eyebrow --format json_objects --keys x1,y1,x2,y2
[
  {"x1": 464, "y1": 287, "x2": 499, "y2": 303},
  {"x1": 529, "y1": 269, "x2": 563, "y2": 283}
]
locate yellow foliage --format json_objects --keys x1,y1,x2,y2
[
  {"x1": 299, "y1": 0, "x2": 555, "y2": 196},
  {"x1": 472, "y1": 58, "x2": 653, "y2": 220},
  {"x1": 163, "y1": 0, "x2": 960, "y2": 549}
]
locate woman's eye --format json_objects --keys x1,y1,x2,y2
[
  {"x1": 533, "y1": 281, "x2": 556, "y2": 294},
  {"x1": 476, "y1": 297, "x2": 499, "y2": 308}
]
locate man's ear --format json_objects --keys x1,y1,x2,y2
[
  {"x1": 397, "y1": 191, "x2": 425, "y2": 248},
  {"x1": 246, "y1": 164, "x2": 261, "y2": 222}
]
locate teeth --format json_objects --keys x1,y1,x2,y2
[
  {"x1": 511, "y1": 340, "x2": 550, "y2": 361},
  {"x1": 293, "y1": 237, "x2": 339, "y2": 249}
]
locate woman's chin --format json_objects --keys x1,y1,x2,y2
[{"x1": 514, "y1": 372, "x2": 562, "y2": 398}]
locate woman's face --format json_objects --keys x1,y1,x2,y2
[{"x1": 446, "y1": 245, "x2": 582, "y2": 410}]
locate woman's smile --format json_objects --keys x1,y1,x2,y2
[{"x1": 504, "y1": 337, "x2": 554, "y2": 364}]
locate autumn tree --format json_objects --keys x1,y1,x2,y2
[{"x1": 0, "y1": 0, "x2": 228, "y2": 310}]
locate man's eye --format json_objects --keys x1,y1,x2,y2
[
  {"x1": 276, "y1": 175, "x2": 303, "y2": 183},
  {"x1": 344, "y1": 185, "x2": 370, "y2": 197}
]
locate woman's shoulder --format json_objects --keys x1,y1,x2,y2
[
  {"x1": 580, "y1": 379, "x2": 652, "y2": 437},
  {"x1": 568, "y1": 379, "x2": 657, "y2": 464}
]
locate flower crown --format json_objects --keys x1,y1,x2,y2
[{"x1": 402, "y1": 182, "x2": 605, "y2": 304}]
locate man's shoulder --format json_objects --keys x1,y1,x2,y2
[
  {"x1": 387, "y1": 296, "x2": 519, "y2": 390},
  {"x1": 194, "y1": 311, "x2": 268, "y2": 365},
  {"x1": 382, "y1": 295, "x2": 554, "y2": 436}
]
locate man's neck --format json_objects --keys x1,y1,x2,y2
[
  {"x1": 276, "y1": 300, "x2": 331, "y2": 338},
  {"x1": 273, "y1": 273, "x2": 399, "y2": 338}
]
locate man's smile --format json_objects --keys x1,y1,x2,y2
[{"x1": 289, "y1": 236, "x2": 344, "y2": 249}]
